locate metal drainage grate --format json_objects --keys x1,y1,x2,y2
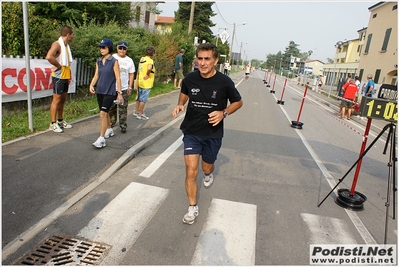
[{"x1": 16, "y1": 235, "x2": 112, "y2": 265}]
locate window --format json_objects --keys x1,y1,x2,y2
[
  {"x1": 359, "y1": 69, "x2": 364, "y2": 81},
  {"x1": 364, "y1": 34, "x2": 372, "y2": 54},
  {"x1": 372, "y1": 13, "x2": 377, "y2": 18},
  {"x1": 374, "y1": 69, "x2": 381, "y2": 84},
  {"x1": 393, "y1": 5, "x2": 397, "y2": 10},
  {"x1": 381, "y1": 28, "x2": 392, "y2": 52}
]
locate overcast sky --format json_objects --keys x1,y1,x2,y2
[{"x1": 158, "y1": 0, "x2": 376, "y2": 63}]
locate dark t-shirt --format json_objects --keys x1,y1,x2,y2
[{"x1": 180, "y1": 71, "x2": 242, "y2": 138}]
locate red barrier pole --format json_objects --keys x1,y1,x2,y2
[
  {"x1": 277, "y1": 78, "x2": 287, "y2": 104},
  {"x1": 270, "y1": 74, "x2": 277, "y2": 93},
  {"x1": 291, "y1": 84, "x2": 309, "y2": 129},
  {"x1": 267, "y1": 71, "x2": 272, "y2": 86},
  {"x1": 350, "y1": 118, "x2": 372, "y2": 196}
]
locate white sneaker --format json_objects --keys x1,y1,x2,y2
[
  {"x1": 58, "y1": 120, "x2": 72, "y2": 129},
  {"x1": 92, "y1": 137, "x2": 106, "y2": 148},
  {"x1": 104, "y1": 128, "x2": 114, "y2": 139},
  {"x1": 138, "y1": 113, "x2": 149, "y2": 120},
  {"x1": 203, "y1": 173, "x2": 214, "y2": 188},
  {"x1": 133, "y1": 110, "x2": 139, "y2": 118},
  {"x1": 182, "y1": 205, "x2": 199, "y2": 225},
  {"x1": 49, "y1": 122, "x2": 63, "y2": 133}
]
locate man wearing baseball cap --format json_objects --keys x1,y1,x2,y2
[{"x1": 109, "y1": 40, "x2": 135, "y2": 133}]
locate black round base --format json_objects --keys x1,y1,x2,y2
[
  {"x1": 291, "y1": 121, "x2": 303, "y2": 129},
  {"x1": 277, "y1": 100, "x2": 285, "y2": 105},
  {"x1": 266, "y1": 85, "x2": 270, "y2": 87},
  {"x1": 335, "y1": 189, "x2": 367, "y2": 211},
  {"x1": 270, "y1": 90, "x2": 275, "y2": 93}
]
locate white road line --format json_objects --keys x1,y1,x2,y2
[
  {"x1": 77, "y1": 182, "x2": 169, "y2": 266},
  {"x1": 140, "y1": 135, "x2": 183, "y2": 178},
  {"x1": 274, "y1": 92, "x2": 377, "y2": 245},
  {"x1": 301, "y1": 213, "x2": 357, "y2": 244},
  {"x1": 190, "y1": 198, "x2": 257, "y2": 265}
]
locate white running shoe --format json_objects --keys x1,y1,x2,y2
[
  {"x1": 138, "y1": 113, "x2": 149, "y2": 120},
  {"x1": 59, "y1": 120, "x2": 72, "y2": 129},
  {"x1": 104, "y1": 128, "x2": 115, "y2": 139},
  {"x1": 182, "y1": 205, "x2": 199, "y2": 225},
  {"x1": 133, "y1": 110, "x2": 139, "y2": 118},
  {"x1": 92, "y1": 137, "x2": 106, "y2": 148},
  {"x1": 49, "y1": 122, "x2": 63, "y2": 133},
  {"x1": 203, "y1": 173, "x2": 214, "y2": 188}
]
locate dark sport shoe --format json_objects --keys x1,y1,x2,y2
[{"x1": 182, "y1": 205, "x2": 199, "y2": 225}]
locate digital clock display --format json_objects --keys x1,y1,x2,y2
[{"x1": 359, "y1": 96, "x2": 398, "y2": 122}]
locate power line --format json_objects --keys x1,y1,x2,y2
[{"x1": 213, "y1": 2, "x2": 233, "y2": 26}]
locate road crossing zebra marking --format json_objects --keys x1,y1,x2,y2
[
  {"x1": 77, "y1": 182, "x2": 169, "y2": 266},
  {"x1": 190, "y1": 198, "x2": 257, "y2": 265},
  {"x1": 139, "y1": 135, "x2": 183, "y2": 178},
  {"x1": 301, "y1": 213, "x2": 357, "y2": 244}
]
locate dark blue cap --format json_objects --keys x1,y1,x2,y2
[{"x1": 98, "y1": 38, "x2": 113, "y2": 48}]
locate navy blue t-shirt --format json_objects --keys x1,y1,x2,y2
[
  {"x1": 96, "y1": 56, "x2": 117, "y2": 95},
  {"x1": 180, "y1": 70, "x2": 242, "y2": 138}
]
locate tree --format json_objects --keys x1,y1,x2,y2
[
  {"x1": 282, "y1": 41, "x2": 301, "y2": 70},
  {"x1": 30, "y1": 2, "x2": 132, "y2": 26},
  {"x1": 174, "y1": 2, "x2": 216, "y2": 43}
]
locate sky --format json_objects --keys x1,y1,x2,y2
[{"x1": 157, "y1": 0, "x2": 376, "y2": 63}]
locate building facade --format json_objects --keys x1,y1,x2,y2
[
  {"x1": 358, "y1": 1, "x2": 397, "y2": 85},
  {"x1": 323, "y1": 1, "x2": 397, "y2": 88}
]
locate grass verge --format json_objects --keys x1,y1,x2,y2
[{"x1": 2, "y1": 83, "x2": 177, "y2": 143}]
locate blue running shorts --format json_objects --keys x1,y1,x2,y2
[{"x1": 183, "y1": 134, "x2": 222, "y2": 164}]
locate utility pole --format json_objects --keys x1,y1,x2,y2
[{"x1": 188, "y1": 2, "x2": 195, "y2": 34}]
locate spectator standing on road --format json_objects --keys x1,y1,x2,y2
[
  {"x1": 363, "y1": 74, "x2": 374, "y2": 97},
  {"x1": 353, "y1": 76, "x2": 361, "y2": 114},
  {"x1": 109, "y1": 41, "x2": 135, "y2": 133},
  {"x1": 317, "y1": 75, "x2": 323, "y2": 93},
  {"x1": 223, "y1": 60, "x2": 230, "y2": 75},
  {"x1": 134, "y1": 46, "x2": 156, "y2": 120},
  {"x1": 89, "y1": 38, "x2": 123, "y2": 148},
  {"x1": 46, "y1": 25, "x2": 75, "y2": 133},
  {"x1": 340, "y1": 78, "x2": 358, "y2": 120},
  {"x1": 172, "y1": 42, "x2": 243, "y2": 225},
  {"x1": 174, "y1": 49, "x2": 185, "y2": 89}
]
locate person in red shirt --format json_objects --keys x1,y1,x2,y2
[{"x1": 340, "y1": 78, "x2": 358, "y2": 120}]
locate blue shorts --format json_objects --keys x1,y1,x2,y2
[
  {"x1": 137, "y1": 88, "x2": 151, "y2": 103},
  {"x1": 183, "y1": 134, "x2": 222, "y2": 164}
]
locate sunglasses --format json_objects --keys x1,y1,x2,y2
[
  {"x1": 118, "y1": 46, "x2": 127, "y2": 50},
  {"x1": 99, "y1": 46, "x2": 107, "y2": 49}
]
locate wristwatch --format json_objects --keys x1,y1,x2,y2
[
  {"x1": 223, "y1": 110, "x2": 228, "y2": 118},
  {"x1": 118, "y1": 91, "x2": 123, "y2": 95}
]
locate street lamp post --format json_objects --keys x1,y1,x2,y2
[
  {"x1": 328, "y1": 41, "x2": 343, "y2": 97},
  {"x1": 229, "y1": 22, "x2": 246, "y2": 63},
  {"x1": 303, "y1": 50, "x2": 313, "y2": 85}
]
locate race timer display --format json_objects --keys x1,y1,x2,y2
[{"x1": 359, "y1": 96, "x2": 398, "y2": 122}]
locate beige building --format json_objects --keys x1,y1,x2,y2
[
  {"x1": 323, "y1": 2, "x2": 397, "y2": 88},
  {"x1": 155, "y1": 15, "x2": 174, "y2": 34},
  {"x1": 129, "y1": 2, "x2": 164, "y2": 31},
  {"x1": 358, "y1": 2, "x2": 397, "y2": 85}
]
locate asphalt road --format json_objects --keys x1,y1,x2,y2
[{"x1": 2, "y1": 70, "x2": 397, "y2": 265}]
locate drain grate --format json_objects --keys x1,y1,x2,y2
[{"x1": 16, "y1": 235, "x2": 111, "y2": 265}]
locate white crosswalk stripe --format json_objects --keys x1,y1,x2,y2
[
  {"x1": 301, "y1": 213, "x2": 357, "y2": 244},
  {"x1": 77, "y1": 182, "x2": 169, "y2": 266},
  {"x1": 190, "y1": 198, "x2": 257, "y2": 265}
]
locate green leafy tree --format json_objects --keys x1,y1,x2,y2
[
  {"x1": 282, "y1": 41, "x2": 301, "y2": 69},
  {"x1": 174, "y1": 2, "x2": 216, "y2": 43},
  {"x1": 30, "y1": 2, "x2": 132, "y2": 26},
  {"x1": 2, "y1": 2, "x2": 58, "y2": 56}
]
